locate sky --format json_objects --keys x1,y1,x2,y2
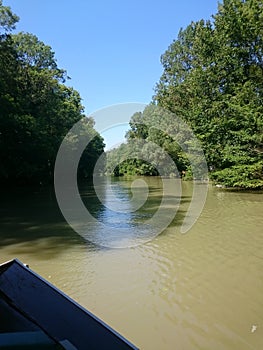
[{"x1": 5, "y1": 0, "x2": 219, "y2": 149}]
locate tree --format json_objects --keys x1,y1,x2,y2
[
  {"x1": 0, "y1": 0, "x2": 19, "y2": 32},
  {"x1": 0, "y1": 5, "x2": 105, "y2": 184},
  {"x1": 153, "y1": 0, "x2": 263, "y2": 189},
  {"x1": 107, "y1": 105, "x2": 192, "y2": 177}
]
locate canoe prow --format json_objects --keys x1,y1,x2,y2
[{"x1": 0, "y1": 258, "x2": 138, "y2": 349}]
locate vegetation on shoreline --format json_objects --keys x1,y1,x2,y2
[
  {"x1": 0, "y1": 1, "x2": 104, "y2": 185},
  {"x1": 1, "y1": 0, "x2": 262, "y2": 189},
  {"x1": 107, "y1": 0, "x2": 263, "y2": 189}
]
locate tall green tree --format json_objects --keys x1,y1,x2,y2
[
  {"x1": 154, "y1": 0, "x2": 263, "y2": 189},
  {"x1": 0, "y1": 3, "x2": 105, "y2": 184}
]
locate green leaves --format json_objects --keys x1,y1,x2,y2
[
  {"x1": 0, "y1": 6, "x2": 105, "y2": 184},
  {"x1": 211, "y1": 161, "x2": 263, "y2": 189},
  {"x1": 0, "y1": 0, "x2": 19, "y2": 32},
  {"x1": 153, "y1": 0, "x2": 263, "y2": 189},
  {"x1": 12, "y1": 33, "x2": 67, "y2": 81}
]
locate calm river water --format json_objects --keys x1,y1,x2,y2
[{"x1": 0, "y1": 177, "x2": 263, "y2": 350}]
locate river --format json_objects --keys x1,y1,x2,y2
[{"x1": 0, "y1": 177, "x2": 263, "y2": 349}]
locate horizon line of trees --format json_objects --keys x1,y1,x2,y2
[{"x1": 1, "y1": 0, "x2": 262, "y2": 190}]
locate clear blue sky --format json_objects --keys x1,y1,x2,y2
[{"x1": 6, "y1": 0, "x2": 219, "y2": 148}]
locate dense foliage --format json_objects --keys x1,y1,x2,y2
[
  {"x1": 108, "y1": 0, "x2": 263, "y2": 189},
  {"x1": 106, "y1": 106, "x2": 193, "y2": 178},
  {"x1": 0, "y1": 1, "x2": 104, "y2": 184}
]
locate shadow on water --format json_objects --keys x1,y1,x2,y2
[
  {"x1": 0, "y1": 186, "x2": 98, "y2": 256},
  {"x1": 0, "y1": 178, "x2": 194, "y2": 253}
]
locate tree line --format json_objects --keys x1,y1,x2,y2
[
  {"x1": 0, "y1": 1, "x2": 104, "y2": 185},
  {"x1": 1, "y1": 0, "x2": 262, "y2": 189},
  {"x1": 107, "y1": 0, "x2": 263, "y2": 189}
]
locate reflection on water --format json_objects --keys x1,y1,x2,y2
[
  {"x1": 79, "y1": 177, "x2": 183, "y2": 248},
  {"x1": 0, "y1": 178, "x2": 263, "y2": 350}
]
